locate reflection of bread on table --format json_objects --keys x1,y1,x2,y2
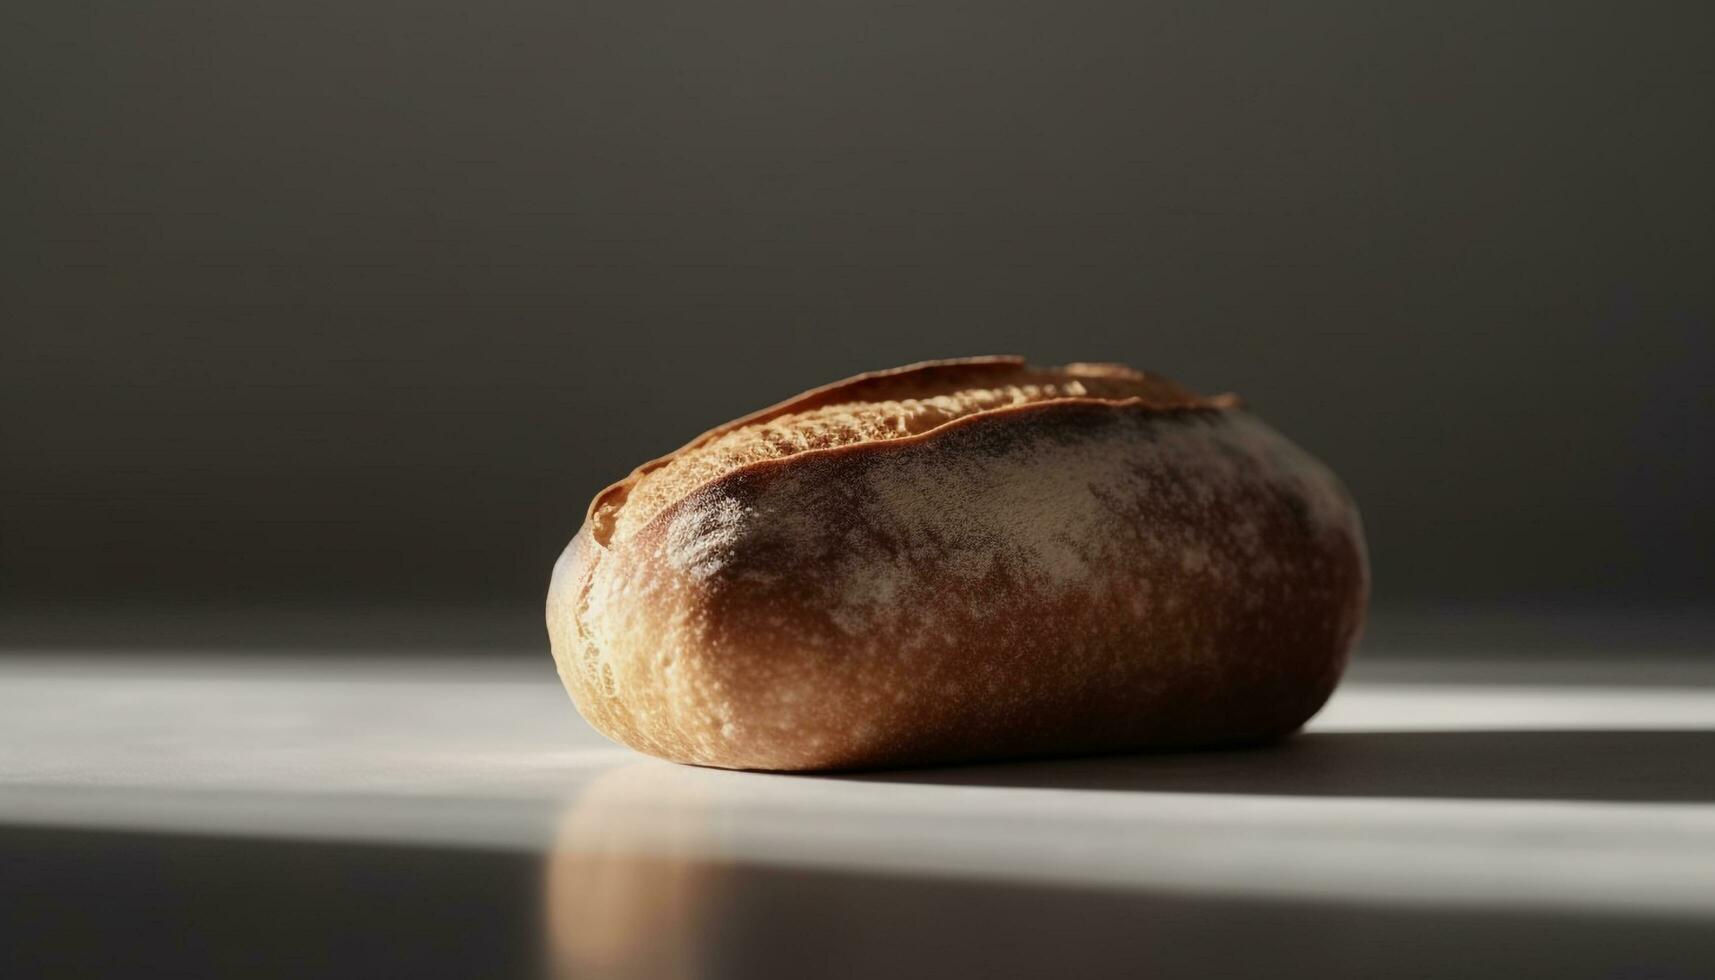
[{"x1": 545, "y1": 764, "x2": 726, "y2": 980}]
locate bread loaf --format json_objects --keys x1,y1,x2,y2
[{"x1": 547, "y1": 356, "x2": 1368, "y2": 771}]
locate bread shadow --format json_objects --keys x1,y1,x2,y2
[{"x1": 841, "y1": 730, "x2": 1715, "y2": 803}]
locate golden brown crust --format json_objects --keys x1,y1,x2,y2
[{"x1": 548, "y1": 359, "x2": 1366, "y2": 771}]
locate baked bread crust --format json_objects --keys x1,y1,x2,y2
[{"x1": 547, "y1": 357, "x2": 1368, "y2": 771}]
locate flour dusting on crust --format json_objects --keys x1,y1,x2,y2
[
  {"x1": 707, "y1": 407, "x2": 1358, "y2": 646},
  {"x1": 666, "y1": 496, "x2": 749, "y2": 581}
]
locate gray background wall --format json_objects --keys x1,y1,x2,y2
[{"x1": 4, "y1": 1, "x2": 1712, "y2": 621}]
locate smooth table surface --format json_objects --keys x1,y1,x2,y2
[{"x1": 6, "y1": 643, "x2": 1715, "y2": 978}]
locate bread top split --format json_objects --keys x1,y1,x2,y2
[{"x1": 587, "y1": 356, "x2": 1234, "y2": 547}]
